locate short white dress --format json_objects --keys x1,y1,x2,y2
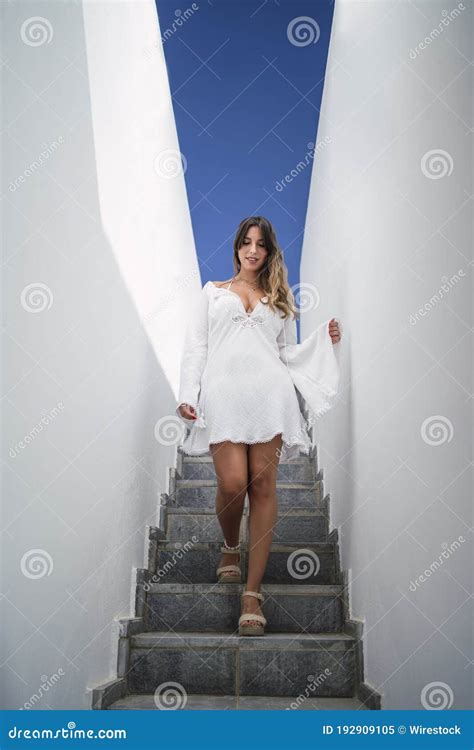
[{"x1": 175, "y1": 279, "x2": 341, "y2": 462}]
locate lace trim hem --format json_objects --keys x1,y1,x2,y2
[
  {"x1": 181, "y1": 444, "x2": 312, "y2": 457},
  {"x1": 183, "y1": 428, "x2": 311, "y2": 451}
]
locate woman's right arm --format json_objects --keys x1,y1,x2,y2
[{"x1": 175, "y1": 285, "x2": 209, "y2": 423}]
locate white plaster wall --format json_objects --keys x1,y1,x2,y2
[
  {"x1": 1, "y1": 0, "x2": 198, "y2": 709},
  {"x1": 301, "y1": 0, "x2": 472, "y2": 709}
]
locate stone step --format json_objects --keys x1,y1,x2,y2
[
  {"x1": 108, "y1": 693, "x2": 368, "y2": 709},
  {"x1": 144, "y1": 583, "x2": 344, "y2": 633},
  {"x1": 180, "y1": 456, "x2": 317, "y2": 483},
  {"x1": 153, "y1": 541, "x2": 339, "y2": 585},
  {"x1": 170, "y1": 480, "x2": 323, "y2": 510},
  {"x1": 164, "y1": 507, "x2": 329, "y2": 544},
  {"x1": 127, "y1": 631, "x2": 356, "y2": 697}
]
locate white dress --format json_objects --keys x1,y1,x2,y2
[{"x1": 175, "y1": 279, "x2": 341, "y2": 462}]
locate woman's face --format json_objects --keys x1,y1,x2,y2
[{"x1": 237, "y1": 225, "x2": 269, "y2": 277}]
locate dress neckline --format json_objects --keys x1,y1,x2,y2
[{"x1": 208, "y1": 281, "x2": 268, "y2": 316}]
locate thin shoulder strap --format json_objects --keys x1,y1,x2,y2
[{"x1": 226, "y1": 278, "x2": 234, "y2": 290}]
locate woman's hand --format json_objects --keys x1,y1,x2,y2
[
  {"x1": 178, "y1": 403, "x2": 197, "y2": 420},
  {"x1": 328, "y1": 318, "x2": 342, "y2": 344}
]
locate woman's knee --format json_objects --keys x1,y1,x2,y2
[
  {"x1": 217, "y1": 474, "x2": 247, "y2": 504},
  {"x1": 248, "y1": 465, "x2": 277, "y2": 497}
]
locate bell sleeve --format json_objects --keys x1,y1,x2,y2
[
  {"x1": 277, "y1": 312, "x2": 341, "y2": 423},
  {"x1": 175, "y1": 285, "x2": 209, "y2": 427}
]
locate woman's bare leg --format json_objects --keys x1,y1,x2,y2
[
  {"x1": 242, "y1": 433, "x2": 283, "y2": 624},
  {"x1": 209, "y1": 441, "x2": 249, "y2": 577}
]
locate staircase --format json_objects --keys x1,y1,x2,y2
[{"x1": 92, "y1": 445, "x2": 381, "y2": 710}]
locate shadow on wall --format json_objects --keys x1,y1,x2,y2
[{"x1": 2, "y1": 1, "x2": 189, "y2": 710}]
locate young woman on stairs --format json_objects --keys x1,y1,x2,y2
[{"x1": 176, "y1": 216, "x2": 342, "y2": 636}]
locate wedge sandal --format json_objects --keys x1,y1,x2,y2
[
  {"x1": 216, "y1": 541, "x2": 241, "y2": 583},
  {"x1": 238, "y1": 590, "x2": 267, "y2": 636}
]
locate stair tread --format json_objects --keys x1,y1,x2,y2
[
  {"x1": 176, "y1": 479, "x2": 320, "y2": 487},
  {"x1": 107, "y1": 694, "x2": 367, "y2": 710},
  {"x1": 165, "y1": 506, "x2": 327, "y2": 515},
  {"x1": 131, "y1": 631, "x2": 355, "y2": 646},
  {"x1": 147, "y1": 583, "x2": 342, "y2": 593},
  {"x1": 158, "y1": 540, "x2": 335, "y2": 549}
]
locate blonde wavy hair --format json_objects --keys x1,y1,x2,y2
[{"x1": 232, "y1": 216, "x2": 298, "y2": 320}]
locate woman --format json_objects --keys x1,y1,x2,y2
[{"x1": 176, "y1": 216, "x2": 342, "y2": 636}]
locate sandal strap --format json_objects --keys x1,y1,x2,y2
[
  {"x1": 220, "y1": 547, "x2": 241, "y2": 555},
  {"x1": 216, "y1": 565, "x2": 241, "y2": 575},
  {"x1": 238, "y1": 613, "x2": 267, "y2": 626},
  {"x1": 241, "y1": 590, "x2": 263, "y2": 601}
]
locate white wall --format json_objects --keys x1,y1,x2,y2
[
  {"x1": 302, "y1": 0, "x2": 472, "y2": 708},
  {"x1": 1, "y1": 0, "x2": 198, "y2": 709}
]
